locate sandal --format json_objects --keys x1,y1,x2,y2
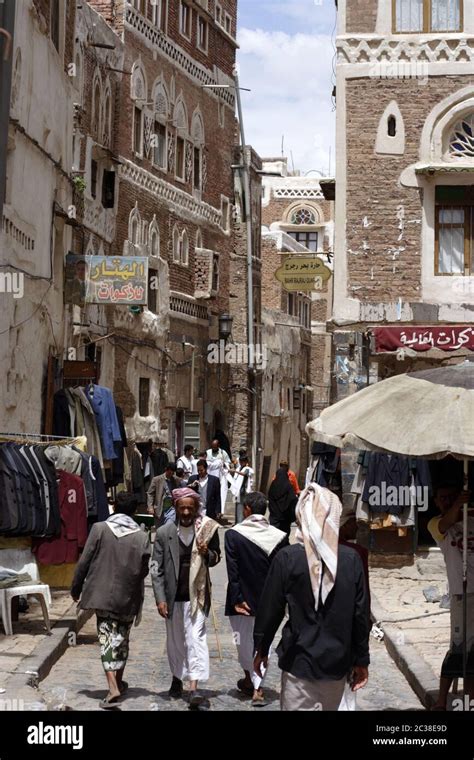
[
  {"x1": 237, "y1": 678, "x2": 254, "y2": 696},
  {"x1": 251, "y1": 692, "x2": 268, "y2": 707},
  {"x1": 119, "y1": 681, "x2": 129, "y2": 694},
  {"x1": 99, "y1": 694, "x2": 121, "y2": 710}
]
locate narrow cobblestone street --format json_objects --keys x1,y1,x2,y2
[{"x1": 38, "y1": 528, "x2": 423, "y2": 712}]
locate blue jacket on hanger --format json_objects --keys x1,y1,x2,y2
[{"x1": 86, "y1": 385, "x2": 121, "y2": 460}]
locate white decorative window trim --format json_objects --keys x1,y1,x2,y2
[
  {"x1": 129, "y1": 203, "x2": 142, "y2": 245},
  {"x1": 149, "y1": 215, "x2": 160, "y2": 257},
  {"x1": 131, "y1": 59, "x2": 147, "y2": 102},
  {"x1": 125, "y1": 3, "x2": 235, "y2": 108},
  {"x1": 337, "y1": 36, "x2": 474, "y2": 65},
  {"x1": 274, "y1": 184, "x2": 324, "y2": 200},
  {"x1": 449, "y1": 113, "x2": 474, "y2": 158},
  {"x1": 119, "y1": 158, "x2": 223, "y2": 228}
]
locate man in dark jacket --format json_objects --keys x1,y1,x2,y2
[
  {"x1": 254, "y1": 484, "x2": 370, "y2": 711},
  {"x1": 71, "y1": 493, "x2": 150, "y2": 709},
  {"x1": 147, "y1": 462, "x2": 179, "y2": 526},
  {"x1": 151, "y1": 487, "x2": 220, "y2": 709},
  {"x1": 225, "y1": 491, "x2": 287, "y2": 706},
  {"x1": 188, "y1": 459, "x2": 222, "y2": 520}
]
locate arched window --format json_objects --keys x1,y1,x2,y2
[
  {"x1": 131, "y1": 62, "x2": 147, "y2": 102},
  {"x1": 180, "y1": 230, "x2": 189, "y2": 266},
  {"x1": 153, "y1": 80, "x2": 169, "y2": 119},
  {"x1": 196, "y1": 229, "x2": 203, "y2": 249},
  {"x1": 174, "y1": 98, "x2": 188, "y2": 180},
  {"x1": 449, "y1": 113, "x2": 474, "y2": 159},
  {"x1": 149, "y1": 216, "x2": 160, "y2": 257},
  {"x1": 131, "y1": 62, "x2": 146, "y2": 156},
  {"x1": 91, "y1": 71, "x2": 102, "y2": 140},
  {"x1": 10, "y1": 48, "x2": 21, "y2": 116},
  {"x1": 129, "y1": 204, "x2": 141, "y2": 246},
  {"x1": 284, "y1": 205, "x2": 320, "y2": 251},
  {"x1": 74, "y1": 49, "x2": 83, "y2": 105},
  {"x1": 174, "y1": 98, "x2": 188, "y2": 132},
  {"x1": 191, "y1": 109, "x2": 205, "y2": 191},
  {"x1": 290, "y1": 207, "x2": 317, "y2": 225},
  {"x1": 172, "y1": 226, "x2": 180, "y2": 263},
  {"x1": 388, "y1": 115, "x2": 397, "y2": 137},
  {"x1": 103, "y1": 83, "x2": 112, "y2": 147},
  {"x1": 152, "y1": 80, "x2": 169, "y2": 170},
  {"x1": 212, "y1": 254, "x2": 219, "y2": 291}
]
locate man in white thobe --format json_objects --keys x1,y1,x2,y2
[
  {"x1": 206, "y1": 439, "x2": 231, "y2": 515},
  {"x1": 230, "y1": 454, "x2": 255, "y2": 524},
  {"x1": 176, "y1": 445, "x2": 198, "y2": 480},
  {"x1": 151, "y1": 488, "x2": 220, "y2": 710}
]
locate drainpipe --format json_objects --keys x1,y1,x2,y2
[
  {"x1": 234, "y1": 68, "x2": 257, "y2": 479},
  {"x1": 0, "y1": 0, "x2": 15, "y2": 218}
]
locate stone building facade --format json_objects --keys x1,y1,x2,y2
[
  {"x1": 85, "y1": 0, "x2": 238, "y2": 453},
  {"x1": 260, "y1": 158, "x2": 334, "y2": 487},
  {"x1": 0, "y1": 0, "x2": 77, "y2": 432},
  {"x1": 227, "y1": 146, "x2": 262, "y2": 470},
  {"x1": 332, "y1": 0, "x2": 474, "y2": 550}
]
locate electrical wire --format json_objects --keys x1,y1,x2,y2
[
  {"x1": 0, "y1": 282, "x2": 53, "y2": 335},
  {"x1": 0, "y1": 264, "x2": 52, "y2": 282}
]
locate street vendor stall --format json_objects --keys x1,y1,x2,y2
[{"x1": 306, "y1": 360, "x2": 474, "y2": 695}]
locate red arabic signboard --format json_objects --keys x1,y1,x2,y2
[{"x1": 374, "y1": 326, "x2": 474, "y2": 353}]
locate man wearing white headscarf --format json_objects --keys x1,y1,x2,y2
[{"x1": 253, "y1": 483, "x2": 370, "y2": 711}]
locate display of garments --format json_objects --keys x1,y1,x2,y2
[
  {"x1": 69, "y1": 387, "x2": 104, "y2": 469},
  {"x1": 128, "y1": 446, "x2": 146, "y2": 506},
  {"x1": 108, "y1": 406, "x2": 127, "y2": 487},
  {"x1": 85, "y1": 384, "x2": 122, "y2": 460},
  {"x1": 362, "y1": 454, "x2": 410, "y2": 516},
  {"x1": 0, "y1": 443, "x2": 60, "y2": 537},
  {"x1": 52, "y1": 389, "x2": 74, "y2": 438},
  {"x1": 90, "y1": 456, "x2": 109, "y2": 522},
  {"x1": 32, "y1": 470, "x2": 88, "y2": 564},
  {"x1": 31, "y1": 446, "x2": 61, "y2": 536},
  {"x1": 45, "y1": 445, "x2": 82, "y2": 476}
]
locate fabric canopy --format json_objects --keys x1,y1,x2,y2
[{"x1": 306, "y1": 361, "x2": 474, "y2": 460}]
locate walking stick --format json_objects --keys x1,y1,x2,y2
[
  {"x1": 210, "y1": 600, "x2": 223, "y2": 662},
  {"x1": 206, "y1": 573, "x2": 223, "y2": 662},
  {"x1": 462, "y1": 459, "x2": 469, "y2": 694}
]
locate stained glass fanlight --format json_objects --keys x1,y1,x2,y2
[
  {"x1": 290, "y1": 207, "x2": 317, "y2": 225},
  {"x1": 449, "y1": 114, "x2": 474, "y2": 159}
]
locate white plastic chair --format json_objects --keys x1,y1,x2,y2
[{"x1": 0, "y1": 549, "x2": 52, "y2": 636}]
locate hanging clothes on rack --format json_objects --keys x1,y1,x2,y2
[
  {"x1": 0, "y1": 439, "x2": 67, "y2": 537},
  {"x1": 352, "y1": 451, "x2": 433, "y2": 526},
  {"x1": 68, "y1": 387, "x2": 104, "y2": 468},
  {"x1": 107, "y1": 405, "x2": 128, "y2": 488},
  {"x1": 32, "y1": 470, "x2": 87, "y2": 564},
  {"x1": 85, "y1": 384, "x2": 122, "y2": 461},
  {"x1": 127, "y1": 443, "x2": 146, "y2": 506},
  {"x1": 53, "y1": 388, "x2": 104, "y2": 469}
]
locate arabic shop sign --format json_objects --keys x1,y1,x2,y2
[
  {"x1": 85, "y1": 256, "x2": 148, "y2": 305},
  {"x1": 374, "y1": 326, "x2": 474, "y2": 353},
  {"x1": 275, "y1": 256, "x2": 332, "y2": 292}
]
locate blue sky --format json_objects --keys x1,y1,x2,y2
[{"x1": 237, "y1": 0, "x2": 336, "y2": 174}]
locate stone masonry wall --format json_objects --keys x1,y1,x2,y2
[{"x1": 345, "y1": 75, "x2": 474, "y2": 304}]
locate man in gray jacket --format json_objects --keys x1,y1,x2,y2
[
  {"x1": 71, "y1": 493, "x2": 151, "y2": 709},
  {"x1": 151, "y1": 487, "x2": 220, "y2": 709}
]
